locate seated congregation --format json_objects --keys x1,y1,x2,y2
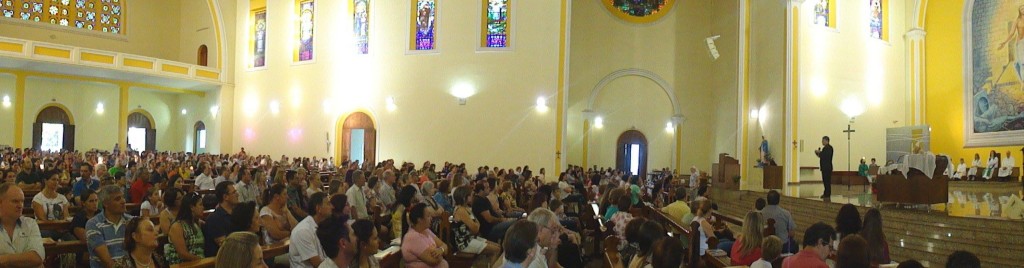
[{"x1": 0, "y1": 147, "x2": 992, "y2": 268}]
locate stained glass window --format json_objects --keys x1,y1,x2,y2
[
  {"x1": 0, "y1": 0, "x2": 120, "y2": 34},
  {"x1": 483, "y1": 0, "x2": 509, "y2": 48},
  {"x1": 411, "y1": 0, "x2": 435, "y2": 51},
  {"x1": 22, "y1": 0, "x2": 44, "y2": 21},
  {"x1": 610, "y1": 0, "x2": 665, "y2": 17},
  {"x1": 1, "y1": 0, "x2": 16, "y2": 18},
  {"x1": 253, "y1": 9, "x2": 267, "y2": 68},
  {"x1": 296, "y1": 0, "x2": 314, "y2": 62},
  {"x1": 812, "y1": 0, "x2": 836, "y2": 29},
  {"x1": 352, "y1": 0, "x2": 369, "y2": 54},
  {"x1": 48, "y1": 0, "x2": 72, "y2": 27},
  {"x1": 97, "y1": 0, "x2": 120, "y2": 33},
  {"x1": 869, "y1": 0, "x2": 884, "y2": 40}
]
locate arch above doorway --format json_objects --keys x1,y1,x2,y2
[
  {"x1": 586, "y1": 68, "x2": 682, "y2": 117},
  {"x1": 33, "y1": 104, "x2": 75, "y2": 151},
  {"x1": 335, "y1": 110, "x2": 378, "y2": 167},
  {"x1": 127, "y1": 109, "x2": 156, "y2": 152}
]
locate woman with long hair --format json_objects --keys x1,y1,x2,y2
[
  {"x1": 691, "y1": 200, "x2": 717, "y2": 256},
  {"x1": 401, "y1": 203, "x2": 449, "y2": 268},
  {"x1": 393, "y1": 185, "x2": 419, "y2": 238},
  {"x1": 450, "y1": 186, "x2": 501, "y2": 265},
  {"x1": 158, "y1": 188, "x2": 183, "y2": 234},
  {"x1": 860, "y1": 208, "x2": 890, "y2": 265},
  {"x1": 730, "y1": 211, "x2": 765, "y2": 266},
  {"x1": 835, "y1": 204, "x2": 862, "y2": 240},
  {"x1": 113, "y1": 217, "x2": 165, "y2": 268},
  {"x1": 32, "y1": 170, "x2": 70, "y2": 222},
  {"x1": 351, "y1": 219, "x2": 382, "y2": 268},
  {"x1": 165, "y1": 193, "x2": 206, "y2": 264},
  {"x1": 628, "y1": 220, "x2": 666, "y2": 268}
]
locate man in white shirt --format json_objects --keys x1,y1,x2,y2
[
  {"x1": 289, "y1": 192, "x2": 334, "y2": 268},
  {"x1": 194, "y1": 166, "x2": 215, "y2": 190},
  {"x1": 0, "y1": 183, "x2": 45, "y2": 267},
  {"x1": 237, "y1": 168, "x2": 260, "y2": 205},
  {"x1": 998, "y1": 151, "x2": 1016, "y2": 180},
  {"x1": 346, "y1": 171, "x2": 368, "y2": 220}
]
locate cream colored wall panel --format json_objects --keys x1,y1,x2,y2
[
  {"x1": 0, "y1": 74, "x2": 14, "y2": 147},
  {"x1": 21, "y1": 77, "x2": 119, "y2": 151},
  {"x1": 232, "y1": 0, "x2": 559, "y2": 171},
  {"x1": 795, "y1": 0, "x2": 909, "y2": 171},
  {"x1": 567, "y1": 0, "x2": 717, "y2": 171}
]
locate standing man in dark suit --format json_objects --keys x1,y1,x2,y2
[{"x1": 815, "y1": 136, "x2": 834, "y2": 199}]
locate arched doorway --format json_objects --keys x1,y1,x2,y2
[
  {"x1": 338, "y1": 112, "x2": 377, "y2": 166},
  {"x1": 198, "y1": 45, "x2": 209, "y2": 66},
  {"x1": 616, "y1": 130, "x2": 648, "y2": 179},
  {"x1": 127, "y1": 111, "x2": 156, "y2": 152},
  {"x1": 32, "y1": 105, "x2": 75, "y2": 152},
  {"x1": 194, "y1": 121, "x2": 207, "y2": 154}
]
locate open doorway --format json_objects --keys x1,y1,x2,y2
[
  {"x1": 194, "y1": 121, "x2": 207, "y2": 154},
  {"x1": 616, "y1": 130, "x2": 648, "y2": 179},
  {"x1": 338, "y1": 112, "x2": 376, "y2": 167},
  {"x1": 32, "y1": 105, "x2": 74, "y2": 152},
  {"x1": 127, "y1": 111, "x2": 156, "y2": 152}
]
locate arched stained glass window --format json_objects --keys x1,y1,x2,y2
[
  {"x1": 295, "y1": 0, "x2": 314, "y2": 62},
  {"x1": 0, "y1": 0, "x2": 122, "y2": 34},
  {"x1": 868, "y1": 0, "x2": 886, "y2": 40},
  {"x1": 352, "y1": 0, "x2": 369, "y2": 54},
  {"x1": 482, "y1": 0, "x2": 509, "y2": 48},
  {"x1": 410, "y1": 0, "x2": 435, "y2": 51}
]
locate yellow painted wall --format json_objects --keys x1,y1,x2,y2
[
  {"x1": 0, "y1": 74, "x2": 14, "y2": 146},
  {"x1": 566, "y1": 0, "x2": 717, "y2": 171},
  {"x1": 180, "y1": 0, "x2": 220, "y2": 68},
  {"x1": 924, "y1": 0, "x2": 1019, "y2": 163},
  {"x1": 795, "y1": 0, "x2": 909, "y2": 171},
  {"x1": 745, "y1": 0, "x2": 785, "y2": 188},
  {"x1": 0, "y1": 1, "x2": 183, "y2": 62},
  {"x1": 232, "y1": 0, "x2": 559, "y2": 170},
  {"x1": 710, "y1": 0, "x2": 741, "y2": 164},
  {"x1": 19, "y1": 77, "x2": 119, "y2": 151}
]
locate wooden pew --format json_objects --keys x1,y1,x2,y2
[
  {"x1": 375, "y1": 246, "x2": 402, "y2": 267},
  {"x1": 603, "y1": 236, "x2": 624, "y2": 268},
  {"x1": 170, "y1": 239, "x2": 290, "y2": 268},
  {"x1": 38, "y1": 220, "x2": 71, "y2": 231},
  {"x1": 43, "y1": 240, "x2": 86, "y2": 267}
]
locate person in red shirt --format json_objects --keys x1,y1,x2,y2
[
  {"x1": 730, "y1": 211, "x2": 765, "y2": 266},
  {"x1": 129, "y1": 171, "x2": 153, "y2": 204},
  {"x1": 782, "y1": 222, "x2": 835, "y2": 268}
]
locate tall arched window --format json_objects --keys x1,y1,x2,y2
[
  {"x1": 198, "y1": 45, "x2": 209, "y2": 66},
  {"x1": 32, "y1": 105, "x2": 74, "y2": 152}
]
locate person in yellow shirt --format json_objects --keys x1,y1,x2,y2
[{"x1": 660, "y1": 187, "x2": 691, "y2": 223}]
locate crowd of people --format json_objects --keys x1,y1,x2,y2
[{"x1": 0, "y1": 146, "x2": 992, "y2": 268}]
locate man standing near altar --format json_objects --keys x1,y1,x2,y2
[{"x1": 815, "y1": 136, "x2": 834, "y2": 199}]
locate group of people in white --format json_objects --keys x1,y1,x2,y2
[{"x1": 951, "y1": 150, "x2": 1017, "y2": 181}]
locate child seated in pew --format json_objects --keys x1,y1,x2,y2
[{"x1": 750, "y1": 235, "x2": 782, "y2": 268}]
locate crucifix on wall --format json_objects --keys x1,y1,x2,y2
[{"x1": 843, "y1": 120, "x2": 856, "y2": 171}]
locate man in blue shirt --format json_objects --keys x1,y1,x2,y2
[
  {"x1": 73, "y1": 164, "x2": 100, "y2": 201},
  {"x1": 203, "y1": 180, "x2": 238, "y2": 255},
  {"x1": 86, "y1": 185, "x2": 134, "y2": 268}
]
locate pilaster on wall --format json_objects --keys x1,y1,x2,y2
[
  {"x1": 581, "y1": 109, "x2": 594, "y2": 168},
  {"x1": 13, "y1": 74, "x2": 26, "y2": 147},
  {"x1": 906, "y1": 28, "x2": 926, "y2": 126},
  {"x1": 118, "y1": 84, "x2": 130, "y2": 150},
  {"x1": 786, "y1": 0, "x2": 805, "y2": 189}
]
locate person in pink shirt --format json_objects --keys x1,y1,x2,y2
[
  {"x1": 782, "y1": 222, "x2": 835, "y2": 268},
  {"x1": 401, "y1": 203, "x2": 450, "y2": 268}
]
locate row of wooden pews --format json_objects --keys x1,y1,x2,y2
[
  {"x1": 169, "y1": 239, "x2": 291, "y2": 268},
  {"x1": 598, "y1": 203, "x2": 731, "y2": 268}
]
